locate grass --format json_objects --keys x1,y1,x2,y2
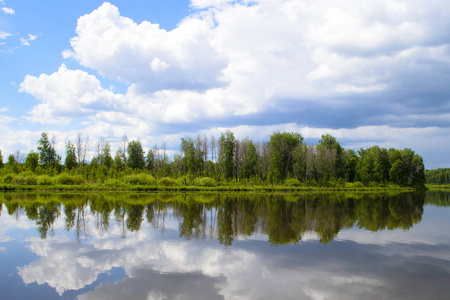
[{"x1": 0, "y1": 182, "x2": 421, "y2": 193}]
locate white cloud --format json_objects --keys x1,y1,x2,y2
[
  {"x1": 0, "y1": 31, "x2": 11, "y2": 39},
  {"x1": 14, "y1": 0, "x2": 450, "y2": 168},
  {"x1": 68, "y1": 2, "x2": 227, "y2": 92},
  {"x1": 20, "y1": 34, "x2": 38, "y2": 46},
  {"x1": 1, "y1": 7, "x2": 14, "y2": 14},
  {"x1": 19, "y1": 64, "x2": 122, "y2": 125}
]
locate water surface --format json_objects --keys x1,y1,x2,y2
[{"x1": 0, "y1": 191, "x2": 449, "y2": 299}]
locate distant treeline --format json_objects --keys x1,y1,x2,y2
[
  {"x1": 425, "y1": 168, "x2": 450, "y2": 185},
  {"x1": 0, "y1": 130, "x2": 426, "y2": 188}
]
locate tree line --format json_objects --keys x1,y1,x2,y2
[
  {"x1": 0, "y1": 130, "x2": 426, "y2": 187},
  {"x1": 425, "y1": 168, "x2": 450, "y2": 185}
]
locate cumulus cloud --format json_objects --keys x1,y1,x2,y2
[
  {"x1": 16, "y1": 0, "x2": 450, "y2": 168},
  {"x1": 1, "y1": 7, "x2": 14, "y2": 14},
  {"x1": 68, "y1": 2, "x2": 228, "y2": 92},
  {"x1": 19, "y1": 64, "x2": 123, "y2": 125}
]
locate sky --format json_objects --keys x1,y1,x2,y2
[{"x1": 0, "y1": 0, "x2": 449, "y2": 169}]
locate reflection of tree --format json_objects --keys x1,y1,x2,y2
[
  {"x1": 114, "y1": 205, "x2": 127, "y2": 239},
  {"x1": 1, "y1": 191, "x2": 430, "y2": 245},
  {"x1": 5, "y1": 201, "x2": 19, "y2": 216},
  {"x1": 36, "y1": 203, "x2": 61, "y2": 239},
  {"x1": 425, "y1": 191, "x2": 450, "y2": 207},
  {"x1": 127, "y1": 204, "x2": 145, "y2": 232},
  {"x1": 64, "y1": 204, "x2": 76, "y2": 231},
  {"x1": 177, "y1": 196, "x2": 206, "y2": 240},
  {"x1": 25, "y1": 204, "x2": 39, "y2": 221},
  {"x1": 75, "y1": 205, "x2": 90, "y2": 242},
  {"x1": 217, "y1": 197, "x2": 233, "y2": 247}
]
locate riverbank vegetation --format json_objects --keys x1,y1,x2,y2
[{"x1": 0, "y1": 130, "x2": 426, "y2": 191}]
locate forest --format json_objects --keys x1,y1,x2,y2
[
  {"x1": 0, "y1": 130, "x2": 426, "y2": 189},
  {"x1": 425, "y1": 168, "x2": 450, "y2": 185}
]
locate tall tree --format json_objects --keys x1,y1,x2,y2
[
  {"x1": 114, "y1": 148, "x2": 126, "y2": 171},
  {"x1": 181, "y1": 138, "x2": 196, "y2": 175},
  {"x1": 218, "y1": 130, "x2": 236, "y2": 181},
  {"x1": 37, "y1": 132, "x2": 57, "y2": 168},
  {"x1": 315, "y1": 134, "x2": 345, "y2": 181},
  {"x1": 25, "y1": 152, "x2": 40, "y2": 172},
  {"x1": 146, "y1": 149, "x2": 156, "y2": 173},
  {"x1": 243, "y1": 140, "x2": 258, "y2": 179},
  {"x1": 269, "y1": 131, "x2": 303, "y2": 182},
  {"x1": 127, "y1": 140, "x2": 145, "y2": 169},
  {"x1": 65, "y1": 142, "x2": 77, "y2": 171},
  {"x1": 0, "y1": 149, "x2": 3, "y2": 168}
]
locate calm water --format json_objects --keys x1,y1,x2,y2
[{"x1": 0, "y1": 191, "x2": 449, "y2": 300}]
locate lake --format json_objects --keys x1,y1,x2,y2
[{"x1": 1, "y1": 191, "x2": 449, "y2": 299}]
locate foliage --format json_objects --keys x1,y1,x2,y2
[
  {"x1": 123, "y1": 173, "x2": 156, "y2": 185},
  {"x1": 127, "y1": 140, "x2": 145, "y2": 170},
  {"x1": 218, "y1": 130, "x2": 235, "y2": 181},
  {"x1": 425, "y1": 168, "x2": 450, "y2": 184},
  {"x1": 159, "y1": 177, "x2": 180, "y2": 186},
  {"x1": 284, "y1": 178, "x2": 301, "y2": 187},
  {"x1": 0, "y1": 148, "x2": 4, "y2": 169},
  {"x1": 0, "y1": 131, "x2": 428, "y2": 189},
  {"x1": 55, "y1": 173, "x2": 85, "y2": 185},
  {"x1": 37, "y1": 175, "x2": 54, "y2": 185},
  {"x1": 37, "y1": 132, "x2": 57, "y2": 168},
  {"x1": 193, "y1": 177, "x2": 216, "y2": 187}
]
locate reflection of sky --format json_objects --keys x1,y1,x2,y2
[{"x1": 0, "y1": 203, "x2": 449, "y2": 299}]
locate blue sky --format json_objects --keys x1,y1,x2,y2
[{"x1": 1, "y1": 0, "x2": 450, "y2": 169}]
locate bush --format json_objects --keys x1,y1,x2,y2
[
  {"x1": 345, "y1": 181, "x2": 364, "y2": 189},
  {"x1": 124, "y1": 173, "x2": 156, "y2": 185},
  {"x1": 284, "y1": 178, "x2": 301, "y2": 187},
  {"x1": 193, "y1": 177, "x2": 216, "y2": 187},
  {"x1": 159, "y1": 177, "x2": 180, "y2": 186},
  {"x1": 12, "y1": 175, "x2": 27, "y2": 185},
  {"x1": 3, "y1": 174, "x2": 14, "y2": 184},
  {"x1": 55, "y1": 173, "x2": 85, "y2": 185},
  {"x1": 37, "y1": 175, "x2": 54, "y2": 185}
]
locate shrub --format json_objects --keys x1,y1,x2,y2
[
  {"x1": 12, "y1": 175, "x2": 27, "y2": 185},
  {"x1": 194, "y1": 177, "x2": 216, "y2": 187},
  {"x1": 124, "y1": 173, "x2": 156, "y2": 185},
  {"x1": 345, "y1": 181, "x2": 364, "y2": 189},
  {"x1": 3, "y1": 174, "x2": 14, "y2": 184},
  {"x1": 37, "y1": 175, "x2": 54, "y2": 185},
  {"x1": 55, "y1": 173, "x2": 85, "y2": 185},
  {"x1": 284, "y1": 178, "x2": 301, "y2": 187},
  {"x1": 159, "y1": 177, "x2": 180, "y2": 186}
]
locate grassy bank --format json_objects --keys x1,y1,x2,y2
[{"x1": 0, "y1": 183, "x2": 420, "y2": 193}]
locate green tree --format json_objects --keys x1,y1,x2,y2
[
  {"x1": 114, "y1": 148, "x2": 126, "y2": 172},
  {"x1": 6, "y1": 154, "x2": 18, "y2": 173},
  {"x1": 96, "y1": 139, "x2": 113, "y2": 169},
  {"x1": 25, "y1": 151, "x2": 40, "y2": 172},
  {"x1": 180, "y1": 138, "x2": 197, "y2": 175},
  {"x1": 37, "y1": 132, "x2": 57, "y2": 168},
  {"x1": 243, "y1": 140, "x2": 258, "y2": 179},
  {"x1": 269, "y1": 132, "x2": 303, "y2": 182},
  {"x1": 345, "y1": 149, "x2": 358, "y2": 182},
  {"x1": 65, "y1": 142, "x2": 77, "y2": 171},
  {"x1": 218, "y1": 130, "x2": 236, "y2": 181},
  {"x1": 146, "y1": 150, "x2": 156, "y2": 173},
  {"x1": 0, "y1": 149, "x2": 3, "y2": 168},
  {"x1": 127, "y1": 140, "x2": 145, "y2": 169},
  {"x1": 316, "y1": 134, "x2": 345, "y2": 181}
]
